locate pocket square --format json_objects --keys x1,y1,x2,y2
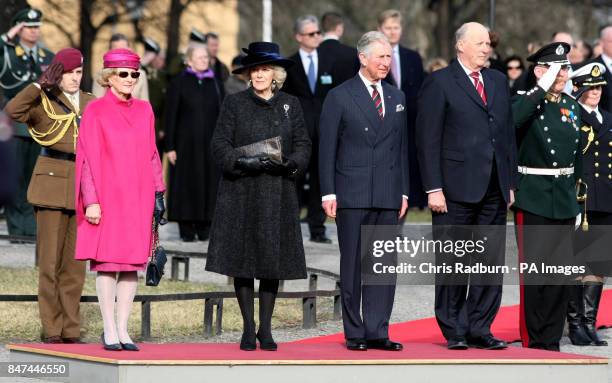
[{"x1": 396, "y1": 104, "x2": 405, "y2": 112}]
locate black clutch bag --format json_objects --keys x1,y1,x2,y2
[
  {"x1": 146, "y1": 219, "x2": 167, "y2": 286},
  {"x1": 235, "y1": 136, "x2": 282, "y2": 162}
]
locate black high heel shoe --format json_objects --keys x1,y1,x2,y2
[
  {"x1": 256, "y1": 331, "x2": 277, "y2": 351},
  {"x1": 240, "y1": 331, "x2": 257, "y2": 351},
  {"x1": 101, "y1": 333, "x2": 122, "y2": 351},
  {"x1": 120, "y1": 342, "x2": 140, "y2": 351}
]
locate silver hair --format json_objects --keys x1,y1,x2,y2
[
  {"x1": 455, "y1": 23, "x2": 470, "y2": 46},
  {"x1": 294, "y1": 15, "x2": 319, "y2": 34},
  {"x1": 357, "y1": 31, "x2": 390, "y2": 57}
]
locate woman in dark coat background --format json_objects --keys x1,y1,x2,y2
[
  {"x1": 165, "y1": 44, "x2": 224, "y2": 241},
  {"x1": 205, "y1": 42, "x2": 311, "y2": 351}
]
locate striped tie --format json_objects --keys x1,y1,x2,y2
[
  {"x1": 470, "y1": 71, "x2": 487, "y2": 105},
  {"x1": 371, "y1": 84, "x2": 383, "y2": 119}
]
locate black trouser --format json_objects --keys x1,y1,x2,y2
[
  {"x1": 336, "y1": 208, "x2": 398, "y2": 340},
  {"x1": 432, "y1": 167, "x2": 506, "y2": 340},
  {"x1": 515, "y1": 209, "x2": 573, "y2": 350},
  {"x1": 5, "y1": 136, "x2": 38, "y2": 236},
  {"x1": 178, "y1": 221, "x2": 211, "y2": 240},
  {"x1": 298, "y1": 142, "x2": 326, "y2": 238}
]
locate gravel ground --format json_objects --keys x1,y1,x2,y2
[{"x1": 1, "y1": 218, "x2": 611, "y2": 382}]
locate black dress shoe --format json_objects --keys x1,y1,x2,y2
[
  {"x1": 447, "y1": 338, "x2": 468, "y2": 350},
  {"x1": 62, "y1": 337, "x2": 85, "y2": 344},
  {"x1": 310, "y1": 235, "x2": 332, "y2": 244},
  {"x1": 367, "y1": 339, "x2": 403, "y2": 351},
  {"x1": 346, "y1": 339, "x2": 367, "y2": 351},
  {"x1": 240, "y1": 332, "x2": 257, "y2": 351},
  {"x1": 467, "y1": 335, "x2": 507, "y2": 350},
  {"x1": 256, "y1": 332, "x2": 278, "y2": 351},
  {"x1": 120, "y1": 342, "x2": 140, "y2": 351},
  {"x1": 101, "y1": 333, "x2": 122, "y2": 351},
  {"x1": 43, "y1": 336, "x2": 63, "y2": 344}
]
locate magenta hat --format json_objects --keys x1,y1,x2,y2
[{"x1": 103, "y1": 48, "x2": 140, "y2": 70}]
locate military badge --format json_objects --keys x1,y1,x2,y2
[
  {"x1": 591, "y1": 65, "x2": 601, "y2": 78},
  {"x1": 555, "y1": 44, "x2": 565, "y2": 55}
]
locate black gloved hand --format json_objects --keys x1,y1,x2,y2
[
  {"x1": 154, "y1": 191, "x2": 167, "y2": 225},
  {"x1": 260, "y1": 157, "x2": 286, "y2": 175},
  {"x1": 281, "y1": 158, "x2": 298, "y2": 176},
  {"x1": 235, "y1": 156, "x2": 266, "y2": 174}
]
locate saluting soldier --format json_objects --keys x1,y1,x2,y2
[
  {"x1": 566, "y1": 62, "x2": 612, "y2": 347},
  {"x1": 512, "y1": 42, "x2": 583, "y2": 352},
  {"x1": 1, "y1": 8, "x2": 54, "y2": 239},
  {"x1": 5, "y1": 48, "x2": 96, "y2": 344}
]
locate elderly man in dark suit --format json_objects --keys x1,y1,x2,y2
[
  {"x1": 416, "y1": 22, "x2": 516, "y2": 350},
  {"x1": 283, "y1": 15, "x2": 333, "y2": 244},
  {"x1": 377, "y1": 9, "x2": 426, "y2": 209},
  {"x1": 319, "y1": 31, "x2": 408, "y2": 352}
]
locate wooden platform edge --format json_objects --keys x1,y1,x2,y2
[{"x1": 8, "y1": 345, "x2": 609, "y2": 366}]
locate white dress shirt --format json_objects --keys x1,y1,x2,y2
[
  {"x1": 63, "y1": 91, "x2": 80, "y2": 113},
  {"x1": 392, "y1": 45, "x2": 401, "y2": 86},
  {"x1": 358, "y1": 70, "x2": 385, "y2": 116},
  {"x1": 299, "y1": 48, "x2": 318, "y2": 78}
]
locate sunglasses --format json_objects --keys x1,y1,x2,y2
[
  {"x1": 116, "y1": 71, "x2": 141, "y2": 79},
  {"x1": 301, "y1": 31, "x2": 321, "y2": 37}
]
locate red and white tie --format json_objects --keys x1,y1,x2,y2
[
  {"x1": 470, "y1": 71, "x2": 487, "y2": 105},
  {"x1": 371, "y1": 84, "x2": 383, "y2": 119}
]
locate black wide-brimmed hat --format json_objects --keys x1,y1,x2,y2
[{"x1": 232, "y1": 42, "x2": 294, "y2": 74}]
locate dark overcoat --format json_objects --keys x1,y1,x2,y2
[
  {"x1": 205, "y1": 88, "x2": 311, "y2": 280},
  {"x1": 165, "y1": 71, "x2": 224, "y2": 222}
]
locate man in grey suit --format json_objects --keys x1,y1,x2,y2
[{"x1": 319, "y1": 31, "x2": 409, "y2": 351}]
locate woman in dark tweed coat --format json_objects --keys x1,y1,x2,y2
[{"x1": 205, "y1": 42, "x2": 311, "y2": 351}]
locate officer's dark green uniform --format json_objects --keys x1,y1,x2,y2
[
  {"x1": 1, "y1": 8, "x2": 54, "y2": 237},
  {"x1": 566, "y1": 62, "x2": 612, "y2": 347},
  {"x1": 142, "y1": 37, "x2": 168, "y2": 153},
  {"x1": 512, "y1": 42, "x2": 582, "y2": 351}
]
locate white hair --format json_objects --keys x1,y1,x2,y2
[
  {"x1": 294, "y1": 15, "x2": 319, "y2": 34},
  {"x1": 357, "y1": 31, "x2": 390, "y2": 58}
]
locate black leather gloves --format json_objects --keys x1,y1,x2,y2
[
  {"x1": 154, "y1": 191, "x2": 167, "y2": 225},
  {"x1": 235, "y1": 156, "x2": 298, "y2": 176}
]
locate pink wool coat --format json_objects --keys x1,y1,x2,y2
[{"x1": 75, "y1": 90, "x2": 163, "y2": 264}]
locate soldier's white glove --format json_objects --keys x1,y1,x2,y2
[
  {"x1": 537, "y1": 62, "x2": 562, "y2": 92},
  {"x1": 575, "y1": 213, "x2": 582, "y2": 231}
]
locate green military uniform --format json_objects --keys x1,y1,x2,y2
[
  {"x1": 1, "y1": 8, "x2": 54, "y2": 237},
  {"x1": 512, "y1": 42, "x2": 582, "y2": 351},
  {"x1": 513, "y1": 86, "x2": 582, "y2": 218},
  {"x1": 142, "y1": 38, "x2": 168, "y2": 152}
]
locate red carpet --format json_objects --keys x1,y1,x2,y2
[
  {"x1": 293, "y1": 289, "x2": 612, "y2": 345},
  {"x1": 9, "y1": 342, "x2": 604, "y2": 363},
  {"x1": 8, "y1": 291, "x2": 612, "y2": 363}
]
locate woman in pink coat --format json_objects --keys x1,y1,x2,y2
[{"x1": 75, "y1": 49, "x2": 165, "y2": 351}]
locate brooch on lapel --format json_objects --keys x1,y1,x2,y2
[
  {"x1": 283, "y1": 104, "x2": 290, "y2": 118},
  {"x1": 396, "y1": 104, "x2": 405, "y2": 112}
]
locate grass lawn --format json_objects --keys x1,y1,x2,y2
[{"x1": 0, "y1": 267, "x2": 334, "y2": 343}]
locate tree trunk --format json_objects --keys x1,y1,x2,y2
[
  {"x1": 80, "y1": 0, "x2": 97, "y2": 92},
  {"x1": 165, "y1": 0, "x2": 185, "y2": 68}
]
